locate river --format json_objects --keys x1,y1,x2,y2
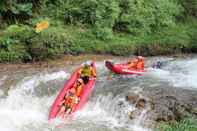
[{"x1": 0, "y1": 55, "x2": 196, "y2": 131}]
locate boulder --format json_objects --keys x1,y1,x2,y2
[
  {"x1": 141, "y1": 86, "x2": 197, "y2": 122},
  {"x1": 125, "y1": 93, "x2": 139, "y2": 104},
  {"x1": 128, "y1": 110, "x2": 141, "y2": 119},
  {"x1": 136, "y1": 98, "x2": 146, "y2": 109}
]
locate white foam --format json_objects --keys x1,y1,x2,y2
[
  {"x1": 150, "y1": 59, "x2": 197, "y2": 88},
  {"x1": 0, "y1": 68, "x2": 150, "y2": 131},
  {"x1": 0, "y1": 75, "x2": 7, "y2": 87},
  {"x1": 0, "y1": 71, "x2": 69, "y2": 131},
  {"x1": 74, "y1": 94, "x2": 148, "y2": 131},
  {"x1": 75, "y1": 94, "x2": 119, "y2": 127},
  {"x1": 16, "y1": 71, "x2": 69, "y2": 93}
]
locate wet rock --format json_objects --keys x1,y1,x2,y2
[
  {"x1": 128, "y1": 110, "x2": 141, "y2": 119},
  {"x1": 126, "y1": 94, "x2": 147, "y2": 120},
  {"x1": 126, "y1": 93, "x2": 139, "y2": 104},
  {"x1": 136, "y1": 98, "x2": 146, "y2": 109},
  {"x1": 192, "y1": 107, "x2": 197, "y2": 115},
  {"x1": 142, "y1": 86, "x2": 197, "y2": 122}
]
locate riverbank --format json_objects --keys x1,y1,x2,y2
[
  {"x1": 1, "y1": 53, "x2": 196, "y2": 72},
  {"x1": 0, "y1": 54, "x2": 124, "y2": 73},
  {"x1": 0, "y1": 21, "x2": 196, "y2": 63}
]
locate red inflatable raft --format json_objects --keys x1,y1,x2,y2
[
  {"x1": 105, "y1": 60, "x2": 144, "y2": 75},
  {"x1": 48, "y1": 62, "x2": 96, "y2": 121}
]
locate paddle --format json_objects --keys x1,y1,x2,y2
[{"x1": 107, "y1": 70, "x2": 115, "y2": 80}]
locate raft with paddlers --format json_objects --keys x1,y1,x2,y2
[
  {"x1": 48, "y1": 61, "x2": 96, "y2": 121},
  {"x1": 105, "y1": 60, "x2": 144, "y2": 75}
]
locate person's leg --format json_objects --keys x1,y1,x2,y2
[
  {"x1": 58, "y1": 106, "x2": 66, "y2": 116},
  {"x1": 65, "y1": 105, "x2": 72, "y2": 115}
]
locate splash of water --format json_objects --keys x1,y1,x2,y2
[
  {"x1": 0, "y1": 71, "x2": 69, "y2": 131},
  {"x1": 149, "y1": 59, "x2": 197, "y2": 89},
  {"x1": 0, "y1": 76, "x2": 7, "y2": 87},
  {"x1": 0, "y1": 63, "x2": 151, "y2": 131}
]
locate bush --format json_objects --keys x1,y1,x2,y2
[
  {"x1": 0, "y1": 44, "x2": 30, "y2": 62},
  {"x1": 107, "y1": 43, "x2": 135, "y2": 56},
  {"x1": 115, "y1": 0, "x2": 181, "y2": 35},
  {"x1": 0, "y1": 36, "x2": 16, "y2": 51},
  {"x1": 68, "y1": 43, "x2": 85, "y2": 55},
  {"x1": 187, "y1": 20, "x2": 197, "y2": 52},
  {"x1": 28, "y1": 27, "x2": 68, "y2": 60},
  {"x1": 0, "y1": 0, "x2": 197, "y2": 62},
  {"x1": 156, "y1": 118, "x2": 197, "y2": 131},
  {"x1": 132, "y1": 23, "x2": 193, "y2": 56},
  {"x1": 0, "y1": 1, "x2": 34, "y2": 23},
  {"x1": 0, "y1": 24, "x2": 34, "y2": 62},
  {"x1": 92, "y1": 27, "x2": 113, "y2": 40},
  {"x1": 135, "y1": 43, "x2": 180, "y2": 56},
  {"x1": 91, "y1": 42, "x2": 108, "y2": 54},
  {"x1": 3, "y1": 24, "x2": 34, "y2": 41},
  {"x1": 179, "y1": 0, "x2": 197, "y2": 17}
]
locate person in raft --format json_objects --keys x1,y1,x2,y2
[
  {"x1": 126, "y1": 56, "x2": 144, "y2": 70},
  {"x1": 73, "y1": 78, "x2": 84, "y2": 97},
  {"x1": 58, "y1": 88, "x2": 79, "y2": 116},
  {"x1": 152, "y1": 61, "x2": 162, "y2": 69},
  {"x1": 78, "y1": 61, "x2": 96, "y2": 84}
]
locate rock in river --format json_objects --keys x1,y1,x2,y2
[{"x1": 142, "y1": 86, "x2": 197, "y2": 122}]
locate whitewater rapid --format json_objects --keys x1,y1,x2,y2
[
  {"x1": 149, "y1": 58, "x2": 197, "y2": 89},
  {"x1": 0, "y1": 57, "x2": 197, "y2": 131}
]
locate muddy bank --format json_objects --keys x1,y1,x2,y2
[{"x1": 0, "y1": 54, "x2": 119, "y2": 72}]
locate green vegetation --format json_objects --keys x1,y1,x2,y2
[
  {"x1": 156, "y1": 118, "x2": 197, "y2": 131},
  {"x1": 0, "y1": 0, "x2": 196, "y2": 62}
]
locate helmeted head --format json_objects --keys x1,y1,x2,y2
[
  {"x1": 137, "y1": 56, "x2": 144, "y2": 61},
  {"x1": 83, "y1": 61, "x2": 92, "y2": 67},
  {"x1": 134, "y1": 58, "x2": 138, "y2": 62},
  {"x1": 77, "y1": 78, "x2": 83, "y2": 84},
  {"x1": 69, "y1": 88, "x2": 76, "y2": 96}
]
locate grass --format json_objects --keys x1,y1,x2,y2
[{"x1": 156, "y1": 118, "x2": 197, "y2": 131}]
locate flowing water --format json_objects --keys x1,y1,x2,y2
[{"x1": 0, "y1": 56, "x2": 197, "y2": 131}]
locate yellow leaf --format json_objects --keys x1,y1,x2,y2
[{"x1": 35, "y1": 20, "x2": 49, "y2": 33}]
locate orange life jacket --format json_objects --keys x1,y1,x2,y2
[
  {"x1": 76, "y1": 86, "x2": 82, "y2": 97},
  {"x1": 136, "y1": 61, "x2": 144, "y2": 70},
  {"x1": 65, "y1": 96, "x2": 76, "y2": 107},
  {"x1": 92, "y1": 68, "x2": 96, "y2": 77},
  {"x1": 74, "y1": 83, "x2": 83, "y2": 97},
  {"x1": 127, "y1": 61, "x2": 138, "y2": 69}
]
